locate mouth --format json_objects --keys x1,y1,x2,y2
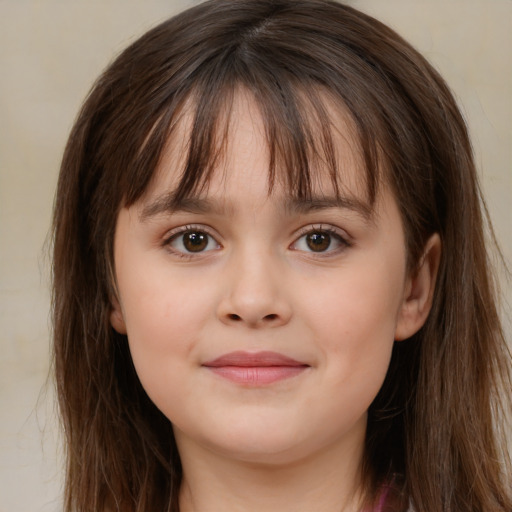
[{"x1": 202, "y1": 351, "x2": 310, "y2": 386}]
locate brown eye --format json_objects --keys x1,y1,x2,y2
[
  {"x1": 306, "y1": 232, "x2": 331, "y2": 252},
  {"x1": 182, "y1": 231, "x2": 209, "y2": 252},
  {"x1": 291, "y1": 227, "x2": 348, "y2": 255},
  {"x1": 168, "y1": 229, "x2": 219, "y2": 255}
]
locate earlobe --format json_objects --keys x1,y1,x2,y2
[
  {"x1": 110, "y1": 297, "x2": 127, "y2": 335},
  {"x1": 395, "y1": 233, "x2": 441, "y2": 341}
]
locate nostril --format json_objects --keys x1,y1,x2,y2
[
  {"x1": 228, "y1": 313, "x2": 242, "y2": 321},
  {"x1": 264, "y1": 314, "x2": 278, "y2": 321}
]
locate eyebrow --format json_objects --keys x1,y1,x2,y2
[
  {"x1": 140, "y1": 191, "x2": 374, "y2": 222},
  {"x1": 140, "y1": 192, "x2": 230, "y2": 221},
  {"x1": 283, "y1": 196, "x2": 373, "y2": 221}
]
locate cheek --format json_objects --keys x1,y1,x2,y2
[
  {"x1": 120, "y1": 259, "x2": 216, "y2": 341},
  {"x1": 118, "y1": 268, "x2": 218, "y2": 397},
  {"x1": 300, "y1": 256, "x2": 403, "y2": 391},
  {"x1": 306, "y1": 257, "x2": 403, "y2": 340}
]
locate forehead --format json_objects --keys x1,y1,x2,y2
[{"x1": 141, "y1": 89, "x2": 374, "y2": 208}]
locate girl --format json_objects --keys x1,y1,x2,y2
[{"x1": 51, "y1": 1, "x2": 512, "y2": 511}]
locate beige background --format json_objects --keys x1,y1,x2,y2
[{"x1": 0, "y1": 1, "x2": 510, "y2": 510}]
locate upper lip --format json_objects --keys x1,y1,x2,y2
[{"x1": 203, "y1": 351, "x2": 309, "y2": 367}]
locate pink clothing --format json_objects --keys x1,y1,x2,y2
[
  {"x1": 362, "y1": 484, "x2": 391, "y2": 512},
  {"x1": 375, "y1": 485, "x2": 389, "y2": 511}
]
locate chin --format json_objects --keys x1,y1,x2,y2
[{"x1": 192, "y1": 416, "x2": 347, "y2": 467}]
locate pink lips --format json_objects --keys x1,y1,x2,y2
[{"x1": 202, "y1": 351, "x2": 309, "y2": 386}]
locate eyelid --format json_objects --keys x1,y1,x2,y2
[
  {"x1": 162, "y1": 224, "x2": 222, "y2": 257},
  {"x1": 290, "y1": 223, "x2": 352, "y2": 254}
]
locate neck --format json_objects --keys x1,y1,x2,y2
[{"x1": 177, "y1": 431, "x2": 366, "y2": 512}]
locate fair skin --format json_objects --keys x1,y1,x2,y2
[{"x1": 111, "y1": 92, "x2": 440, "y2": 512}]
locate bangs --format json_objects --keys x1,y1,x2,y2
[{"x1": 122, "y1": 53, "x2": 382, "y2": 210}]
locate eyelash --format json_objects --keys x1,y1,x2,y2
[
  {"x1": 163, "y1": 224, "x2": 220, "y2": 259},
  {"x1": 162, "y1": 224, "x2": 351, "y2": 259},
  {"x1": 291, "y1": 224, "x2": 351, "y2": 256}
]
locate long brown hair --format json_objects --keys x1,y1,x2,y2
[{"x1": 52, "y1": 1, "x2": 512, "y2": 510}]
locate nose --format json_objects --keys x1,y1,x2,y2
[{"x1": 216, "y1": 249, "x2": 292, "y2": 328}]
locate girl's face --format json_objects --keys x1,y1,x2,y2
[{"x1": 111, "y1": 93, "x2": 432, "y2": 467}]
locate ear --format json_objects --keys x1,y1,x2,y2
[
  {"x1": 110, "y1": 296, "x2": 127, "y2": 335},
  {"x1": 395, "y1": 233, "x2": 441, "y2": 341}
]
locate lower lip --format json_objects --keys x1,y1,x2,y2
[{"x1": 205, "y1": 365, "x2": 308, "y2": 385}]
